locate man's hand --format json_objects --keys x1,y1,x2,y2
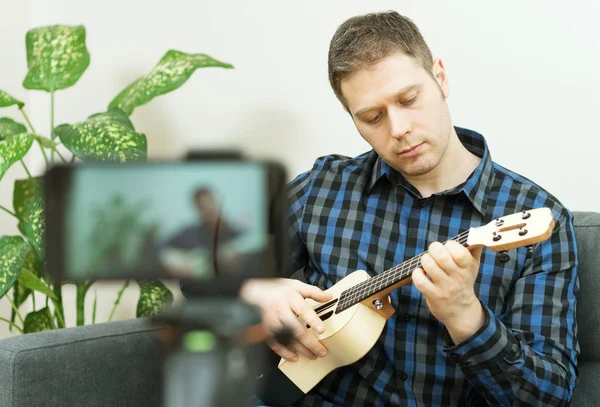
[
  {"x1": 240, "y1": 278, "x2": 333, "y2": 362},
  {"x1": 412, "y1": 241, "x2": 485, "y2": 345}
]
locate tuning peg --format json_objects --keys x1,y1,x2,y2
[
  {"x1": 526, "y1": 245, "x2": 534, "y2": 259},
  {"x1": 495, "y1": 218, "x2": 504, "y2": 226},
  {"x1": 522, "y1": 211, "x2": 531, "y2": 219},
  {"x1": 498, "y1": 251, "x2": 510, "y2": 263}
]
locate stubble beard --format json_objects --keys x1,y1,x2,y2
[{"x1": 393, "y1": 129, "x2": 451, "y2": 178}]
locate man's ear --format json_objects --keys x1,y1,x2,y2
[{"x1": 432, "y1": 58, "x2": 450, "y2": 99}]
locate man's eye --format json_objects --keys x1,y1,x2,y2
[
  {"x1": 367, "y1": 114, "x2": 381, "y2": 124},
  {"x1": 401, "y1": 96, "x2": 417, "y2": 106}
]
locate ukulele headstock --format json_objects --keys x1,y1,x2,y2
[{"x1": 468, "y1": 208, "x2": 555, "y2": 251}]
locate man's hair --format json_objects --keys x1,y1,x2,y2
[
  {"x1": 328, "y1": 11, "x2": 434, "y2": 107},
  {"x1": 193, "y1": 187, "x2": 213, "y2": 203}
]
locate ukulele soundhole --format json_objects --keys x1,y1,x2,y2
[{"x1": 306, "y1": 310, "x2": 334, "y2": 329}]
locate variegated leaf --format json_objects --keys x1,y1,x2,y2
[
  {"x1": 108, "y1": 50, "x2": 233, "y2": 115},
  {"x1": 22, "y1": 248, "x2": 42, "y2": 277},
  {"x1": 19, "y1": 269, "x2": 57, "y2": 300},
  {"x1": 13, "y1": 281, "x2": 32, "y2": 309},
  {"x1": 0, "y1": 117, "x2": 27, "y2": 141},
  {"x1": 0, "y1": 236, "x2": 30, "y2": 300},
  {"x1": 13, "y1": 178, "x2": 40, "y2": 221},
  {"x1": 10, "y1": 246, "x2": 42, "y2": 326},
  {"x1": 13, "y1": 178, "x2": 45, "y2": 259},
  {"x1": 0, "y1": 132, "x2": 34, "y2": 182},
  {"x1": 136, "y1": 280, "x2": 173, "y2": 318},
  {"x1": 53, "y1": 108, "x2": 147, "y2": 162},
  {"x1": 23, "y1": 307, "x2": 53, "y2": 333},
  {"x1": 11, "y1": 281, "x2": 32, "y2": 329},
  {"x1": 0, "y1": 90, "x2": 24, "y2": 109},
  {"x1": 23, "y1": 25, "x2": 90, "y2": 92}
]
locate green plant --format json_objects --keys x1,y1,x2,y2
[{"x1": 0, "y1": 25, "x2": 233, "y2": 334}]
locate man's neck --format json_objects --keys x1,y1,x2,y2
[{"x1": 404, "y1": 128, "x2": 481, "y2": 198}]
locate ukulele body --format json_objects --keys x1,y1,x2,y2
[{"x1": 278, "y1": 270, "x2": 395, "y2": 393}]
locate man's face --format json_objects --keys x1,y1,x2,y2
[
  {"x1": 195, "y1": 194, "x2": 219, "y2": 223},
  {"x1": 340, "y1": 53, "x2": 452, "y2": 179}
]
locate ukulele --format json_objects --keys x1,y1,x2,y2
[{"x1": 277, "y1": 208, "x2": 555, "y2": 394}]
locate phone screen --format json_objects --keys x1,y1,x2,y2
[{"x1": 61, "y1": 161, "x2": 269, "y2": 282}]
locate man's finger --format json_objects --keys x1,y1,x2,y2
[
  {"x1": 470, "y1": 245, "x2": 483, "y2": 262},
  {"x1": 289, "y1": 293, "x2": 326, "y2": 334},
  {"x1": 268, "y1": 339, "x2": 299, "y2": 362},
  {"x1": 290, "y1": 341, "x2": 319, "y2": 361},
  {"x1": 291, "y1": 280, "x2": 333, "y2": 302},
  {"x1": 420, "y1": 253, "x2": 449, "y2": 284},
  {"x1": 428, "y1": 241, "x2": 460, "y2": 275},
  {"x1": 412, "y1": 267, "x2": 437, "y2": 297},
  {"x1": 279, "y1": 311, "x2": 328, "y2": 358},
  {"x1": 445, "y1": 240, "x2": 479, "y2": 269}
]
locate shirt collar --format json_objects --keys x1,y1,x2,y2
[{"x1": 368, "y1": 126, "x2": 493, "y2": 216}]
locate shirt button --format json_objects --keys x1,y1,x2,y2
[
  {"x1": 450, "y1": 353, "x2": 459, "y2": 361},
  {"x1": 400, "y1": 372, "x2": 408, "y2": 381},
  {"x1": 417, "y1": 199, "x2": 426, "y2": 208}
]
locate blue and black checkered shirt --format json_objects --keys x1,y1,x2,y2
[{"x1": 286, "y1": 127, "x2": 579, "y2": 406}]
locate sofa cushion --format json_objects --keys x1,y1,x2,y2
[
  {"x1": 573, "y1": 211, "x2": 600, "y2": 362},
  {"x1": 0, "y1": 318, "x2": 163, "y2": 407},
  {"x1": 571, "y1": 211, "x2": 600, "y2": 407}
]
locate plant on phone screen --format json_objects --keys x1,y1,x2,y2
[{"x1": 0, "y1": 25, "x2": 233, "y2": 334}]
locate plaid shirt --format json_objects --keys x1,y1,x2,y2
[{"x1": 286, "y1": 127, "x2": 579, "y2": 407}]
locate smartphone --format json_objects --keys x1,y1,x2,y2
[{"x1": 44, "y1": 158, "x2": 288, "y2": 296}]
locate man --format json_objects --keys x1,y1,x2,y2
[
  {"x1": 157, "y1": 187, "x2": 242, "y2": 278},
  {"x1": 242, "y1": 10, "x2": 579, "y2": 406}
]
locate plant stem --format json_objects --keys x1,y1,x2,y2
[
  {"x1": 75, "y1": 283, "x2": 91, "y2": 326},
  {"x1": 0, "y1": 317, "x2": 24, "y2": 334},
  {"x1": 20, "y1": 160, "x2": 32, "y2": 179},
  {"x1": 5, "y1": 296, "x2": 25, "y2": 325},
  {"x1": 19, "y1": 107, "x2": 36, "y2": 133},
  {"x1": 50, "y1": 91, "x2": 55, "y2": 163},
  {"x1": 36, "y1": 139, "x2": 50, "y2": 167},
  {"x1": 0, "y1": 204, "x2": 17, "y2": 218},
  {"x1": 20, "y1": 106, "x2": 51, "y2": 167},
  {"x1": 32, "y1": 292, "x2": 36, "y2": 311},
  {"x1": 92, "y1": 290, "x2": 98, "y2": 324},
  {"x1": 108, "y1": 279, "x2": 130, "y2": 322},
  {"x1": 51, "y1": 91, "x2": 54, "y2": 132},
  {"x1": 47, "y1": 311, "x2": 57, "y2": 330},
  {"x1": 51, "y1": 284, "x2": 66, "y2": 329},
  {"x1": 52, "y1": 147, "x2": 68, "y2": 164},
  {"x1": 52, "y1": 301, "x2": 66, "y2": 328}
]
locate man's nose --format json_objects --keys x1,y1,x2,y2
[{"x1": 388, "y1": 107, "x2": 412, "y2": 140}]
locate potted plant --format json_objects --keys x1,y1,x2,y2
[{"x1": 0, "y1": 24, "x2": 233, "y2": 334}]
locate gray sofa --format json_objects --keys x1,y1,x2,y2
[{"x1": 0, "y1": 212, "x2": 598, "y2": 407}]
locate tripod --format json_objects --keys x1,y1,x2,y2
[{"x1": 152, "y1": 299, "x2": 268, "y2": 407}]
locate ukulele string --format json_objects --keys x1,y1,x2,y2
[{"x1": 336, "y1": 229, "x2": 471, "y2": 306}]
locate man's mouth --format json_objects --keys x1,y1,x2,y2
[{"x1": 398, "y1": 143, "x2": 424, "y2": 157}]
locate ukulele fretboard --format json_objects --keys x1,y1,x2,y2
[{"x1": 335, "y1": 229, "x2": 471, "y2": 314}]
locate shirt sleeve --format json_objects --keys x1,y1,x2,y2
[
  {"x1": 284, "y1": 166, "x2": 316, "y2": 277},
  {"x1": 442, "y1": 210, "x2": 579, "y2": 406}
]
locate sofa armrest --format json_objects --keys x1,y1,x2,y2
[{"x1": 0, "y1": 318, "x2": 164, "y2": 407}]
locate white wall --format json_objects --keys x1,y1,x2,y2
[{"x1": 1, "y1": 0, "x2": 599, "y2": 337}]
